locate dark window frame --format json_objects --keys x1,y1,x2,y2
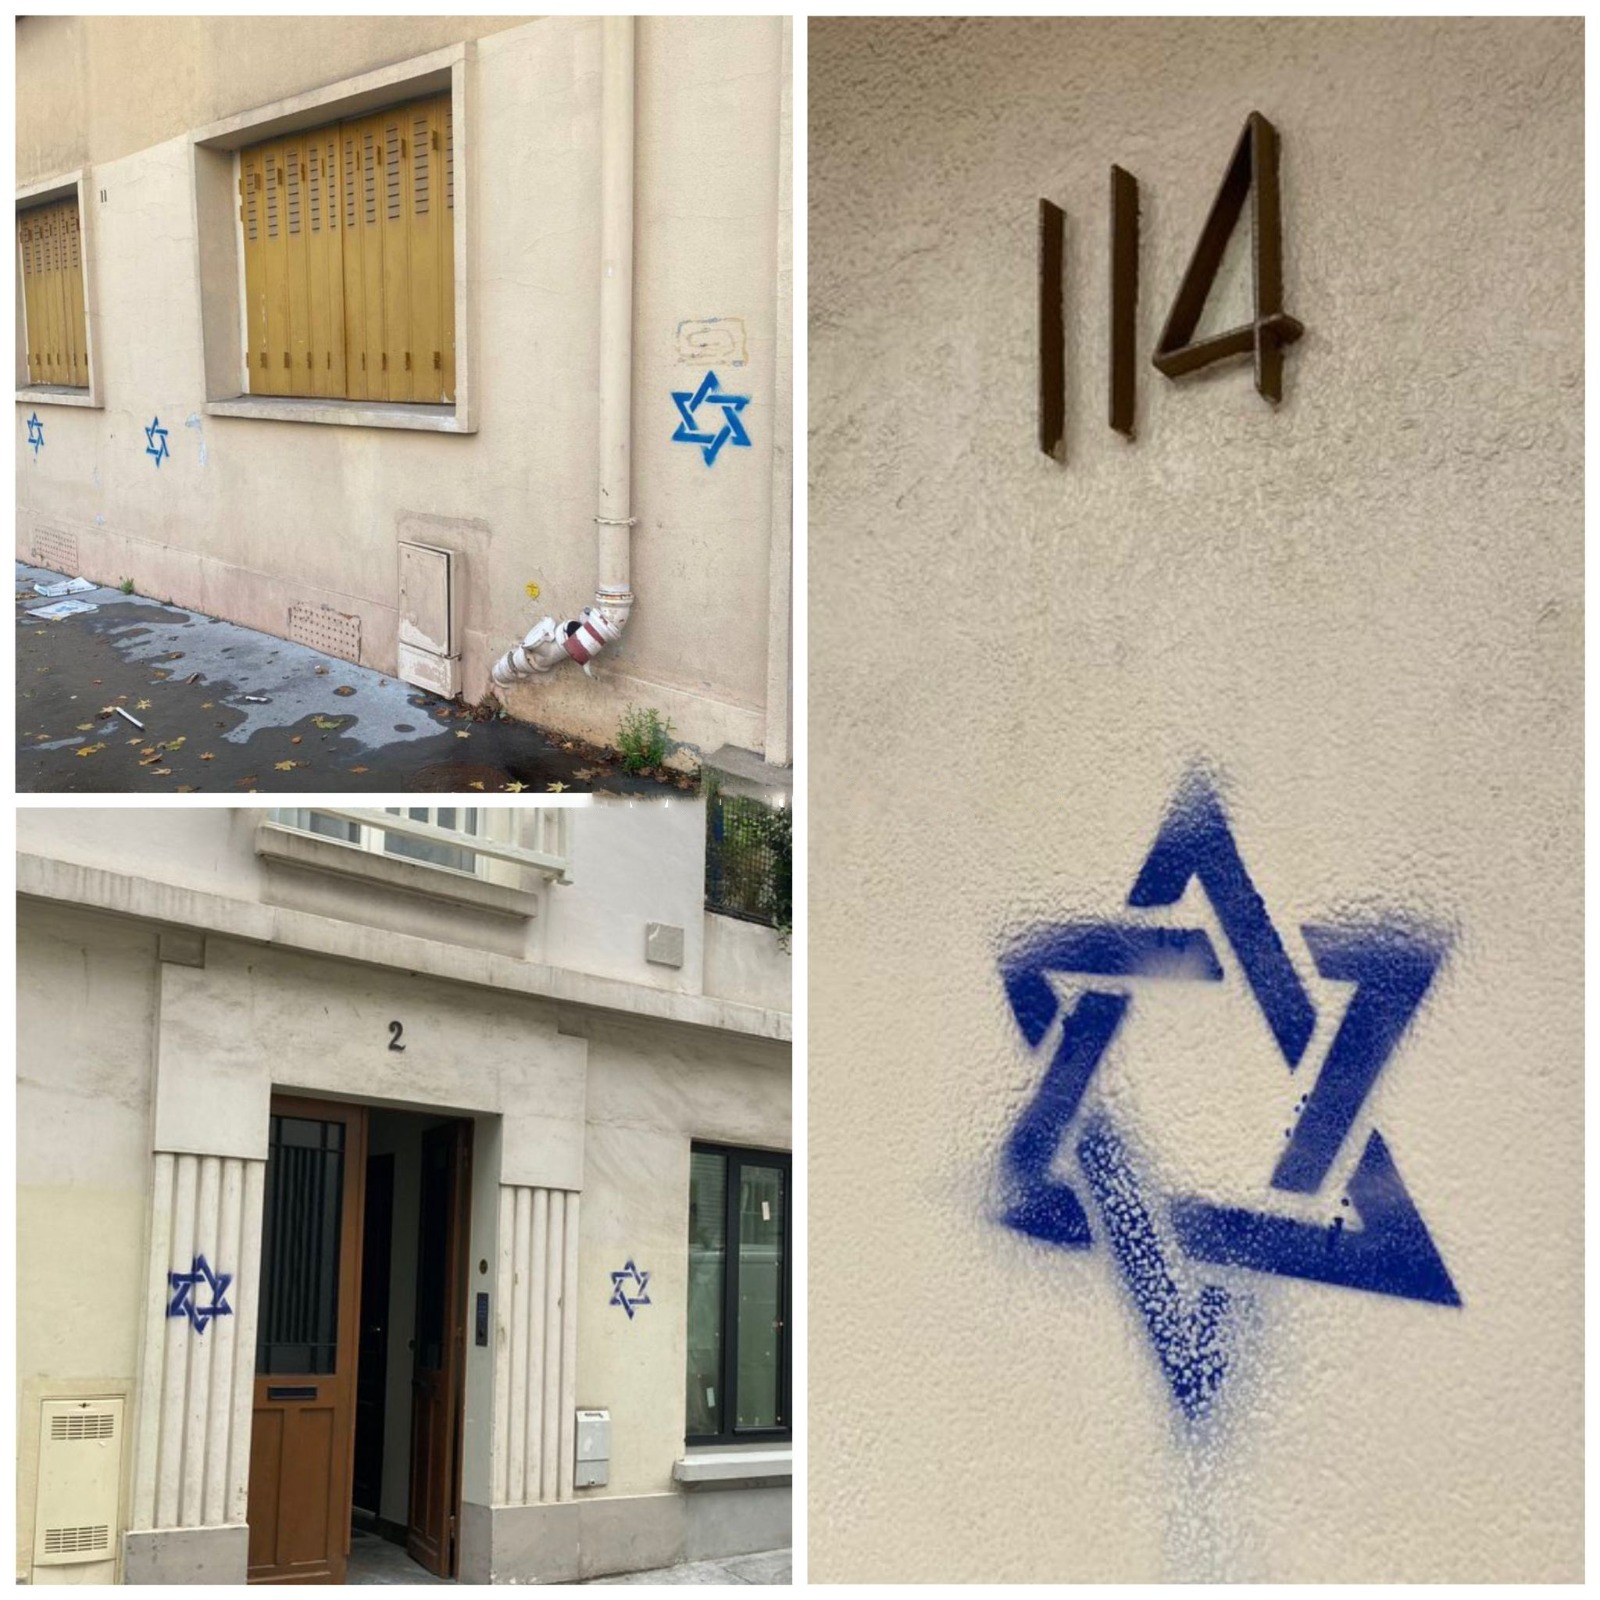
[{"x1": 686, "y1": 1139, "x2": 792, "y2": 1447}]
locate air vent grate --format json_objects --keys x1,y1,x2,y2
[
  {"x1": 43, "y1": 1525, "x2": 109, "y2": 1556},
  {"x1": 51, "y1": 1412, "x2": 115, "y2": 1441}
]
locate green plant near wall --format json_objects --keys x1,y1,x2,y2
[{"x1": 616, "y1": 703, "x2": 674, "y2": 773}]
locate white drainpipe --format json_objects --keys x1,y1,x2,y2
[{"x1": 493, "y1": 16, "x2": 635, "y2": 687}]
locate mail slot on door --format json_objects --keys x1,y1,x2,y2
[
  {"x1": 266, "y1": 1386, "x2": 318, "y2": 1401},
  {"x1": 575, "y1": 1409, "x2": 609, "y2": 1488}
]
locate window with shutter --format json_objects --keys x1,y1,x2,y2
[
  {"x1": 238, "y1": 92, "x2": 453, "y2": 404},
  {"x1": 18, "y1": 197, "x2": 89, "y2": 390}
]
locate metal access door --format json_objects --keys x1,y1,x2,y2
[
  {"x1": 405, "y1": 1120, "x2": 473, "y2": 1578},
  {"x1": 247, "y1": 1097, "x2": 367, "y2": 1584}
]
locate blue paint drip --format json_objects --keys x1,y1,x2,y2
[
  {"x1": 1077, "y1": 1112, "x2": 1233, "y2": 1420},
  {"x1": 1272, "y1": 924, "x2": 1444, "y2": 1194},
  {"x1": 1173, "y1": 1129, "x2": 1462, "y2": 1306},
  {"x1": 1128, "y1": 774, "x2": 1316, "y2": 1067}
]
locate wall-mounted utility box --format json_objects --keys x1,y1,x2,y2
[
  {"x1": 397, "y1": 540, "x2": 462, "y2": 697},
  {"x1": 33, "y1": 1396, "x2": 124, "y2": 1567},
  {"x1": 575, "y1": 1408, "x2": 610, "y2": 1488}
]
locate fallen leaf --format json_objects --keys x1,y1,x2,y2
[
  {"x1": 140, "y1": 752, "x2": 164, "y2": 766},
  {"x1": 574, "y1": 768, "x2": 598, "y2": 781},
  {"x1": 502, "y1": 781, "x2": 527, "y2": 793},
  {"x1": 139, "y1": 746, "x2": 156, "y2": 758},
  {"x1": 547, "y1": 781, "x2": 568, "y2": 793},
  {"x1": 334, "y1": 685, "x2": 356, "y2": 697},
  {"x1": 313, "y1": 716, "x2": 343, "y2": 730},
  {"x1": 75, "y1": 722, "x2": 94, "y2": 732},
  {"x1": 200, "y1": 701, "x2": 214, "y2": 710},
  {"x1": 75, "y1": 743, "x2": 106, "y2": 758},
  {"x1": 136, "y1": 699, "x2": 152, "y2": 710},
  {"x1": 166, "y1": 736, "x2": 186, "y2": 750},
  {"x1": 456, "y1": 730, "x2": 471, "y2": 739},
  {"x1": 350, "y1": 765, "x2": 369, "y2": 774},
  {"x1": 177, "y1": 786, "x2": 195, "y2": 793},
  {"x1": 274, "y1": 760, "x2": 299, "y2": 771},
  {"x1": 468, "y1": 781, "x2": 486, "y2": 791},
  {"x1": 290, "y1": 736, "x2": 303, "y2": 745},
  {"x1": 127, "y1": 737, "x2": 143, "y2": 746},
  {"x1": 199, "y1": 752, "x2": 215, "y2": 761},
  {"x1": 149, "y1": 767, "x2": 172, "y2": 777},
  {"x1": 314, "y1": 665, "x2": 330, "y2": 675}
]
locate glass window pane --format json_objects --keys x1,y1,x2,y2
[
  {"x1": 735, "y1": 1164, "x2": 785, "y2": 1430},
  {"x1": 686, "y1": 1151, "x2": 727, "y2": 1437},
  {"x1": 382, "y1": 806, "x2": 475, "y2": 872},
  {"x1": 257, "y1": 1115, "x2": 346, "y2": 1375}
]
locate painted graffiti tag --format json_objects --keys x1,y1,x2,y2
[
  {"x1": 608, "y1": 1259, "x2": 651, "y2": 1319},
  {"x1": 996, "y1": 772, "x2": 1458, "y2": 1420},
  {"x1": 167, "y1": 1254, "x2": 233, "y2": 1333},
  {"x1": 145, "y1": 415, "x2": 170, "y2": 468},
  {"x1": 26, "y1": 413, "x2": 44, "y2": 456},
  {"x1": 670, "y1": 370, "x2": 751, "y2": 466}
]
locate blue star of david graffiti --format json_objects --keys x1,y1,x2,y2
[
  {"x1": 670, "y1": 371, "x2": 751, "y2": 466},
  {"x1": 145, "y1": 415, "x2": 170, "y2": 468},
  {"x1": 609, "y1": 1259, "x2": 651, "y2": 1320},
  {"x1": 167, "y1": 1255, "x2": 233, "y2": 1334},
  {"x1": 997, "y1": 773, "x2": 1459, "y2": 1420},
  {"x1": 26, "y1": 413, "x2": 44, "y2": 456}
]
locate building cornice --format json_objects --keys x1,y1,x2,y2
[{"x1": 17, "y1": 853, "x2": 791, "y2": 1045}]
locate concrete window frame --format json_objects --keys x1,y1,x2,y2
[
  {"x1": 191, "y1": 42, "x2": 478, "y2": 435},
  {"x1": 15, "y1": 169, "x2": 104, "y2": 409}
]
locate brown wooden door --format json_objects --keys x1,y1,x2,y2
[
  {"x1": 406, "y1": 1120, "x2": 472, "y2": 1578},
  {"x1": 247, "y1": 1098, "x2": 367, "y2": 1584}
]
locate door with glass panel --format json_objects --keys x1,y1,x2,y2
[
  {"x1": 247, "y1": 1097, "x2": 367, "y2": 1583},
  {"x1": 686, "y1": 1143, "x2": 791, "y2": 1443}
]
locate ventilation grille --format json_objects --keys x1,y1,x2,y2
[
  {"x1": 288, "y1": 602, "x2": 362, "y2": 665},
  {"x1": 43, "y1": 1525, "x2": 110, "y2": 1556},
  {"x1": 51, "y1": 1412, "x2": 116, "y2": 1441},
  {"x1": 31, "y1": 525, "x2": 80, "y2": 576}
]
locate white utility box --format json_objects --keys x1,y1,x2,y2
[
  {"x1": 575, "y1": 1408, "x2": 610, "y2": 1488},
  {"x1": 397, "y1": 540, "x2": 462, "y2": 697}
]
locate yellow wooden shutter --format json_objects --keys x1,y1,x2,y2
[
  {"x1": 64, "y1": 206, "x2": 87, "y2": 387},
  {"x1": 240, "y1": 151, "x2": 267, "y2": 391},
  {"x1": 358, "y1": 115, "x2": 387, "y2": 399},
  {"x1": 441, "y1": 98, "x2": 455, "y2": 403},
  {"x1": 260, "y1": 143, "x2": 289, "y2": 396},
  {"x1": 18, "y1": 214, "x2": 41, "y2": 385},
  {"x1": 40, "y1": 207, "x2": 64, "y2": 386}
]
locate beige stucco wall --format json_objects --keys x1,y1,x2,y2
[
  {"x1": 809, "y1": 16, "x2": 1581, "y2": 1583},
  {"x1": 15, "y1": 15, "x2": 791, "y2": 764}
]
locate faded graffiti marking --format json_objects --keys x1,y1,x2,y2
[{"x1": 676, "y1": 316, "x2": 748, "y2": 367}]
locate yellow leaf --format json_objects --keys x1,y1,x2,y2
[
  {"x1": 468, "y1": 781, "x2": 486, "y2": 791},
  {"x1": 150, "y1": 767, "x2": 172, "y2": 777},
  {"x1": 75, "y1": 722, "x2": 94, "y2": 732},
  {"x1": 166, "y1": 736, "x2": 186, "y2": 750},
  {"x1": 199, "y1": 753, "x2": 215, "y2": 761},
  {"x1": 501, "y1": 781, "x2": 527, "y2": 793},
  {"x1": 74, "y1": 743, "x2": 106, "y2": 758},
  {"x1": 290, "y1": 736, "x2": 302, "y2": 745},
  {"x1": 200, "y1": 701, "x2": 214, "y2": 710},
  {"x1": 136, "y1": 699, "x2": 152, "y2": 710},
  {"x1": 456, "y1": 730, "x2": 471, "y2": 739},
  {"x1": 547, "y1": 781, "x2": 568, "y2": 793},
  {"x1": 524, "y1": 581, "x2": 541, "y2": 600},
  {"x1": 274, "y1": 760, "x2": 298, "y2": 771}
]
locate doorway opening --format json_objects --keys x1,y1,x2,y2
[{"x1": 246, "y1": 1096, "x2": 474, "y2": 1585}]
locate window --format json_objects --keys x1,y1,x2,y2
[
  {"x1": 239, "y1": 94, "x2": 454, "y2": 403},
  {"x1": 272, "y1": 806, "x2": 483, "y2": 873},
  {"x1": 18, "y1": 198, "x2": 88, "y2": 389},
  {"x1": 686, "y1": 1143, "x2": 791, "y2": 1444}
]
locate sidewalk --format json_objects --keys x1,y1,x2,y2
[
  {"x1": 16, "y1": 563, "x2": 689, "y2": 795},
  {"x1": 585, "y1": 1549, "x2": 791, "y2": 1585}
]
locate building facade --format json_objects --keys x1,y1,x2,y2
[
  {"x1": 16, "y1": 15, "x2": 792, "y2": 769},
  {"x1": 17, "y1": 801, "x2": 791, "y2": 1583}
]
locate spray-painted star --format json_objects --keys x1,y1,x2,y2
[
  {"x1": 26, "y1": 413, "x2": 44, "y2": 455},
  {"x1": 145, "y1": 415, "x2": 170, "y2": 468},
  {"x1": 670, "y1": 371, "x2": 751, "y2": 466},
  {"x1": 609, "y1": 1259, "x2": 651, "y2": 1319},
  {"x1": 167, "y1": 1254, "x2": 233, "y2": 1333}
]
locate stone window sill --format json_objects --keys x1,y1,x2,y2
[
  {"x1": 205, "y1": 396, "x2": 473, "y2": 434},
  {"x1": 255, "y1": 822, "x2": 538, "y2": 918},
  {"x1": 673, "y1": 1447, "x2": 792, "y2": 1490},
  {"x1": 17, "y1": 386, "x2": 99, "y2": 408}
]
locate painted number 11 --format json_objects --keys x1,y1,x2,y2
[{"x1": 1039, "y1": 111, "x2": 1303, "y2": 461}]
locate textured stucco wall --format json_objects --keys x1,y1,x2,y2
[
  {"x1": 15, "y1": 15, "x2": 790, "y2": 762},
  {"x1": 809, "y1": 17, "x2": 1581, "y2": 1583}
]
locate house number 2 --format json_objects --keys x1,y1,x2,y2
[
  {"x1": 388, "y1": 1021, "x2": 406, "y2": 1051},
  {"x1": 1039, "y1": 111, "x2": 1303, "y2": 461}
]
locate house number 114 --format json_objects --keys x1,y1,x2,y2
[{"x1": 1038, "y1": 111, "x2": 1303, "y2": 461}]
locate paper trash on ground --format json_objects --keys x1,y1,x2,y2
[
  {"x1": 34, "y1": 576, "x2": 96, "y2": 597},
  {"x1": 25, "y1": 599, "x2": 99, "y2": 621}
]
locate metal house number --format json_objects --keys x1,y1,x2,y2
[{"x1": 1039, "y1": 111, "x2": 1303, "y2": 461}]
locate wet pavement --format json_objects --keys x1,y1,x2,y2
[
  {"x1": 16, "y1": 563, "x2": 690, "y2": 796},
  {"x1": 585, "y1": 1549, "x2": 791, "y2": 1585}
]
